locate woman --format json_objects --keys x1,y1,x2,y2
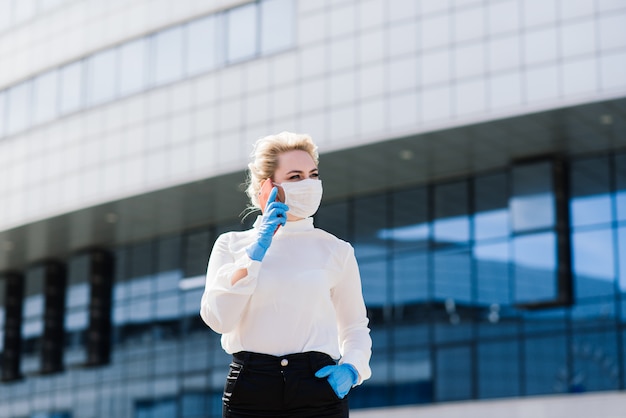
[{"x1": 200, "y1": 132, "x2": 372, "y2": 417}]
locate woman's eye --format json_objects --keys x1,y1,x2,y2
[
  {"x1": 288, "y1": 175, "x2": 301, "y2": 180},
  {"x1": 311, "y1": 173, "x2": 320, "y2": 178}
]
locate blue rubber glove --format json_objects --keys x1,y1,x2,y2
[
  {"x1": 245, "y1": 187, "x2": 288, "y2": 261},
  {"x1": 315, "y1": 364, "x2": 359, "y2": 399}
]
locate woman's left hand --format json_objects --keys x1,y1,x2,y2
[{"x1": 315, "y1": 363, "x2": 359, "y2": 399}]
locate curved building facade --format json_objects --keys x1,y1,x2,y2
[{"x1": 0, "y1": 0, "x2": 625, "y2": 417}]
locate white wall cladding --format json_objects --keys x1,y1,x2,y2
[
  {"x1": 1, "y1": 0, "x2": 625, "y2": 232},
  {"x1": 0, "y1": 0, "x2": 250, "y2": 87}
]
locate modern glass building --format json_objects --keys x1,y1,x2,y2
[{"x1": 0, "y1": 0, "x2": 625, "y2": 417}]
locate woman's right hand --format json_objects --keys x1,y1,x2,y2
[{"x1": 245, "y1": 187, "x2": 288, "y2": 261}]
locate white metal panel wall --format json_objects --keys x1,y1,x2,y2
[{"x1": 0, "y1": 0, "x2": 250, "y2": 88}]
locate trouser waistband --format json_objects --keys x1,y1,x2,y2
[{"x1": 232, "y1": 351, "x2": 336, "y2": 372}]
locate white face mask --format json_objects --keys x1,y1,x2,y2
[{"x1": 278, "y1": 179, "x2": 323, "y2": 219}]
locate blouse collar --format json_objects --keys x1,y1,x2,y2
[{"x1": 253, "y1": 216, "x2": 314, "y2": 233}]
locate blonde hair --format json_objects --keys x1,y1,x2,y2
[{"x1": 245, "y1": 131, "x2": 319, "y2": 210}]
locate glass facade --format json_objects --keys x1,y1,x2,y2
[{"x1": 1, "y1": 150, "x2": 625, "y2": 416}]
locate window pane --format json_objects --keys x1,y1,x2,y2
[
  {"x1": 59, "y1": 61, "x2": 84, "y2": 115},
  {"x1": 513, "y1": 232, "x2": 556, "y2": 303},
  {"x1": 573, "y1": 229, "x2": 615, "y2": 299},
  {"x1": 434, "y1": 181, "x2": 469, "y2": 243},
  {"x1": 391, "y1": 348, "x2": 432, "y2": 404},
  {"x1": 65, "y1": 254, "x2": 91, "y2": 366},
  {"x1": 571, "y1": 330, "x2": 620, "y2": 392},
  {"x1": 226, "y1": 3, "x2": 257, "y2": 63},
  {"x1": 570, "y1": 157, "x2": 612, "y2": 227},
  {"x1": 33, "y1": 70, "x2": 58, "y2": 125},
  {"x1": 510, "y1": 161, "x2": 555, "y2": 232},
  {"x1": 187, "y1": 14, "x2": 223, "y2": 75},
  {"x1": 393, "y1": 252, "x2": 428, "y2": 306},
  {"x1": 524, "y1": 335, "x2": 567, "y2": 395},
  {"x1": 616, "y1": 153, "x2": 626, "y2": 222},
  {"x1": 474, "y1": 241, "x2": 510, "y2": 305},
  {"x1": 87, "y1": 49, "x2": 117, "y2": 105},
  {"x1": 22, "y1": 266, "x2": 45, "y2": 374},
  {"x1": 436, "y1": 346, "x2": 472, "y2": 401},
  {"x1": 474, "y1": 173, "x2": 509, "y2": 240},
  {"x1": 381, "y1": 187, "x2": 429, "y2": 251},
  {"x1": 7, "y1": 82, "x2": 31, "y2": 135},
  {"x1": 119, "y1": 38, "x2": 148, "y2": 96},
  {"x1": 152, "y1": 26, "x2": 185, "y2": 86},
  {"x1": 360, "y1": 259, "x2": 387, "y2": 307},
  {"x1": 183, "y1": 230, "x2": 211, "y2": 278},
  {"x1": 354, "y1": 195, "x2": 387, "y2": 259},
  {"x1": 434, "y1": 249, "x2": 471, "y2": 303},
  {"x1": 0, "y1": 276, "x2": 5, "y2": 352},
  {"x1": 618, "y1": 226, "x2": 626, "y2": 293},
  {"x1": 260, "y1": 0, "x2": 295, "y2": 54},
  {"x1": 478, "y1": 340, "x2": 520, "y2": 399},
  {"x1": 316, "y1": 201, "x2": 349, "y2": 241}
]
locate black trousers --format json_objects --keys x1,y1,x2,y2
[{"x1": 222, "y1": 351, "x2": 349, "y2": 418}]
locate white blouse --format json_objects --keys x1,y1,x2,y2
[{"x1": 200, "y1": 216, "x2": 372, "y2": 383}]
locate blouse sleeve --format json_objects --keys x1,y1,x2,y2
[
  {"x1": 200, "y1": 233, "x2": 261, "y2": 334},
  {"x1": 331, "y1": 244, "x2": 372, "y2": 384}
]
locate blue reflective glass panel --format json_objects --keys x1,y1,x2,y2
[
  {"x1": 513, "y1": 232, "x2": 556, "y2": 303},
  {"x1": 32, "y1": 70, "x2": 58, "y2": 125},
  {"x1": 119, "y1": 38, "x2": 148, "y2": 96},
  {"x1": 260, "y1": 0, "x2": 295, "y2": 54},
  {"x1": 187, "y1": 14, "x2": 223, "y2": 75},
  {"x1": 386, "y1": 187, "x2": 429, "y2": 251},
  {"x1": 570, "y1": 157, "x2": 612, "y2": 227},
  {"x1": 434, "y1": 181, "x2": 469, "y2": 243},
  {"x1": 0, "y1": 276, "x2": 4, "y2": 352},
  {"x1": 571, "y1": 330, "x2": 620, "y2": 392},
  {"x1": 152, "y1": 26, "x2": 185, "y2": 86},
  {"x1": 226, "y1": 3, "x2": 257, "y2": 63},
  {"x1": 478, "y1": 340, "x2": 521, "y2": 399},
  {"x1": 475, "y1": 173, "x2": 509, "y2": 240},
  {"x1": 618, "y1": 226, "x2": 626, "y2": 293},
  {"x1": 391, "y1": 349, "x2": 433, "y2": 392},
  {"x1": 392, "y1": 252, "x2": 428, "y2": 304},
  {"x1": 59, "y1": 61, "x2": 84, "y2": 115},
  {"x1": 436, "y1": 346, "x2": 472, "y2": 401},
  {"x1": 616, "y1": 153, "x2": 626, "y2": 221},
  {"x1": 433, "y1": 216, "x2": 469, "y2": 243},
  {"x1": 524, "y1": 334, "x2": 567, "y2": 395},
  {"x1": 474, "y1": 209, "x2": 508, "y2": 241},
  {"x1": 510, "y1": 162, "x2": 555, "y2": 232},
  {"x1": 573, "y1": 229, "x2": 615, "y2": 299},
  {"x1": 434, "y1": 249, "x2": 471, "y2": 303},
  {"x1": 359, "y1": 260, "x2": 387, "y2": 306},
  {"x1": 474, "y1": 241, "x2": 510, "y2": 305},
  {"x1": 6, "y1": 82, "x2": 31, "y2": 135},
  {"x1": 87, "y1": 48, "x2": 117, "y2": 105},
  {"x1": 354, "y1": 194, "x2": 387, "y2": 259}
]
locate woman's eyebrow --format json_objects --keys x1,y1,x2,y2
[{"x1": 286, "y1": 168, "x2": 318, "y2": 174}]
